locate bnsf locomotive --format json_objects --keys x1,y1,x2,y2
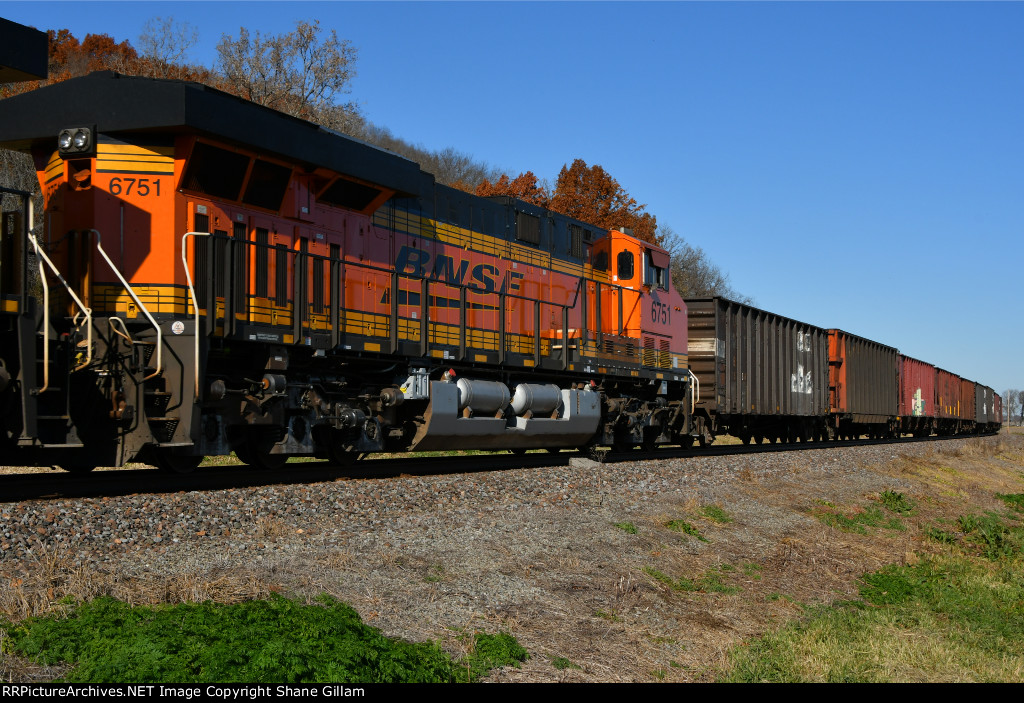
[
  {"x1": 0, "y1": 72, "x2": 691, "y2": 473},
  {"x1": 0, "y1": 72, "x2": 1000, "y2": 474}
]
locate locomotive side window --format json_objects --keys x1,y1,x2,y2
[
  {"x1": 255, "y1": 228, "x2": 269, "y2": 298},
  {"x1": 645, "y1": 250, "x2": 669, "y2": 291},
  {"x1": 242, "y1": 159, "x2": 292, "y2": 211},
  {"x1": 319, "y1": 178, "x2": 382, "y2": 211},
  {"x1": 617, "y1": 250, "x2": 634, "y2": 280},
  {"x1": 515, "y1": 212, "x2": 540, "y2": 245},
  {"x1": 183, "y1": 143, "x2": 249, "y2": 200},
  {"x1": 593, "y1": 250, "x2": 609, "y2": 271}
]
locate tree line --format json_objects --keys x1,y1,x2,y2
[{"x1": 0, "y1": 17, "x2": 748, "y2": 302}]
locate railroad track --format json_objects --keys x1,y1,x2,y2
[{"x1": 0, "y1": 433, "x2": 985, "y2": 503}]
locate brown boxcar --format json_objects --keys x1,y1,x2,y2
[
  {"x1": 899, "y1": 355, "x2": 936, "y2": 436},
  {"x1": 828, "y1": 329, "x2": 898, "y2": 438},
  {"x1": 686, "y1": 297, "x2": 829, "y2": 444},
  {"x1": 994, "y1": 393, "x2": 1003, "y2": 429},
  {"x1": 960, "y1": 378, "x2": 977, "y2": 432}
]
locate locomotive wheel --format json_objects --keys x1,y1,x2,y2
[
  {"x1": 509, "y1": 448, "x2": 528, "y2": 456},
  {"x1": 235, "y1": 431, "x2": 288, "y2": 471},
  {"x1": 326, "y1": 430, "x2": 359, "y2": 468},
  {"x1": 153, "y1": 450, "x2": 202, "y2": 475},
  {"x1": 753, "y1": 434, "x2": 763, "y2": 445}
]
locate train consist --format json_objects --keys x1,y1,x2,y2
[
  {"x1": 685, "y1": 298, "x2": 1001, "y2": 446},
  {"x1": 0, "y1": 72, "x2": 1000, "y2": 473}
]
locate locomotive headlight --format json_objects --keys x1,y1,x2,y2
[{"x1": 57, "y1": 126, "x2": 95, "y2": 157}]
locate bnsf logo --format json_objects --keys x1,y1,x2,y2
[{"x1": 395, "y1": 245, "x2": 524, "y2": 293}]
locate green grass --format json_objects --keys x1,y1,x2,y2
[
  {"x1": 613, "y1": 521, "x2": 638, "y2": 534},
  {"x1": 702, "y1": 505, "x2": 733, "y2": 523},
  {"x1": 997, "y1": 493, "x2": 1024, "y2": 514},
  {"x1": 551, "y1": 656, "x2": 581, "y2": 671},
  {"x1": 719, "y1": 504, "x2": 1024, "y2": 682},
  {"x1": 664, "y1": 519, "x2": 708, "y2": 542},
  {"x1": 878, "y1": 490, "x2": 916, "y2": 516},
  {"x1": 1, "y1": 594, "x2": 527, "y2": 683},
  {"x1": 814, "y1": 502, "x2": 906, "y2": 534},
  {"x1": 642, "y1": 566, "x2": 740, "y2": 595}
]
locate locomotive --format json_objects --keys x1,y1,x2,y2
[
  {"x1": 0, "y1": 72, "x2": 1000, "y2": 475},
  {"x1": 0, "y1": 72, "x2": 692, "y2": 473}
]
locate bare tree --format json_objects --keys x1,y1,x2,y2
[
  {"x1": 1003, "y1": 389, "x2": 1020, "y2": 426},
  {"x1": 138, "y1": 16, "x2": 199, "y2": 67},
  {"x1": 216, "y1": 20, "x2": 360, "y2": 127},
  {"x1": 659, "y1": 226, "x2": 752, "y2": 303},
  {"x1": 1018, "y1": 390, "x2": 1024, "y2": 426}
]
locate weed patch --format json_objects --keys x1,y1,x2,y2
[
  {"x1": 2, "y1": 595, "x2": 526, "y2": 683},
  {"x1": 664, "y1": 519, "x2": 708, "y2": 542},
  {"x1": 878, "y1": 490, "x2": 915, "y2": 516},
  {"x1": 702, "y1": 505, "x2": 733, "y2": 523},
  {"x1": 613, "y1": 522, "x2": 638, "y2": 535},
  {"x1": 642, "y1": 566, "x2": 740, "y2": 595},
  {"x1": 814, "y1": 503, "x2": 905, "y2": 534},
  {"x1": 997, "y1": 493, "x2": 1024, "y2": 514},
  {"x1": 551, "y1": 656, "x2": 581, "y2": 671}
]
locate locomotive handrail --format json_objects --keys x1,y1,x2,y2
[
  {"x1": 688, "y1": 369, "x2": 700, "y2": 414},
  {"x1": 90, "y1": 229, "x2": 162, "y2": 381},
  {"x1": 182, "y1": 231, "x2": 210, "y2": 400},
  {"x1": 25, "y1": 231, "x2": 94, "y2": 374},
  {"x1": 24, "y1": 198, "x2": 94, "y2": 393}
]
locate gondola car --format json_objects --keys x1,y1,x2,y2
[{"x1": 0, "y1": 72, "x2": 692, "y2": 472}]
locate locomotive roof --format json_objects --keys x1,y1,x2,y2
[{"x1": 0, "y1": 71, "x2": 424, "y2": 196}]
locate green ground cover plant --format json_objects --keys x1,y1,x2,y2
[
  {"x1": 664, "y1": 519, "x2": 708, "y2": 542},
  {"x1": 1, "y1": 594, "x2": 527, "y2": 683}
]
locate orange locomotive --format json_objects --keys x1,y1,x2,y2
[{"x1": 0, "y1": 72, "x2": 693, "y2": 472}]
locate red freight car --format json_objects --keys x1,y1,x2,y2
[
  {"x1": 934, "y1": 368, "x2": 961, "y2": 435},
  {"x1": 898, "y1": 355, "x2": 936, "y2": 437}
]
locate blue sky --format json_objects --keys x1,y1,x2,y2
[{"x1": 5, "y1": 1, "x2": 1023, "y2": 398}]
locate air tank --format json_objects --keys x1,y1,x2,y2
[
  {"x1": 511, "y1": 383, "x2": 562, "y2": 416},
  {"x1": 455, "y1": 378, "x2": 511, "y2": 414}
]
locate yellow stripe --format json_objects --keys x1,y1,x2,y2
[
  {"x1": 44, "y1": 152, "x2": 63, "y2": 183},
  {"x1": 98, "y1": 144, "x2": 175, "y2": 157}
]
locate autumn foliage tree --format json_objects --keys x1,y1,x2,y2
[
  {"x1": 475, "y1": 172, "x2": 550, "y2": 208},
  {"x1": 549, "y1": 159, "x2": 658, "y2": 244}
]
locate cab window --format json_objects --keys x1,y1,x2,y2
[{"x1": 617, "y1": 250, "x2": 634, "y2": 280}]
